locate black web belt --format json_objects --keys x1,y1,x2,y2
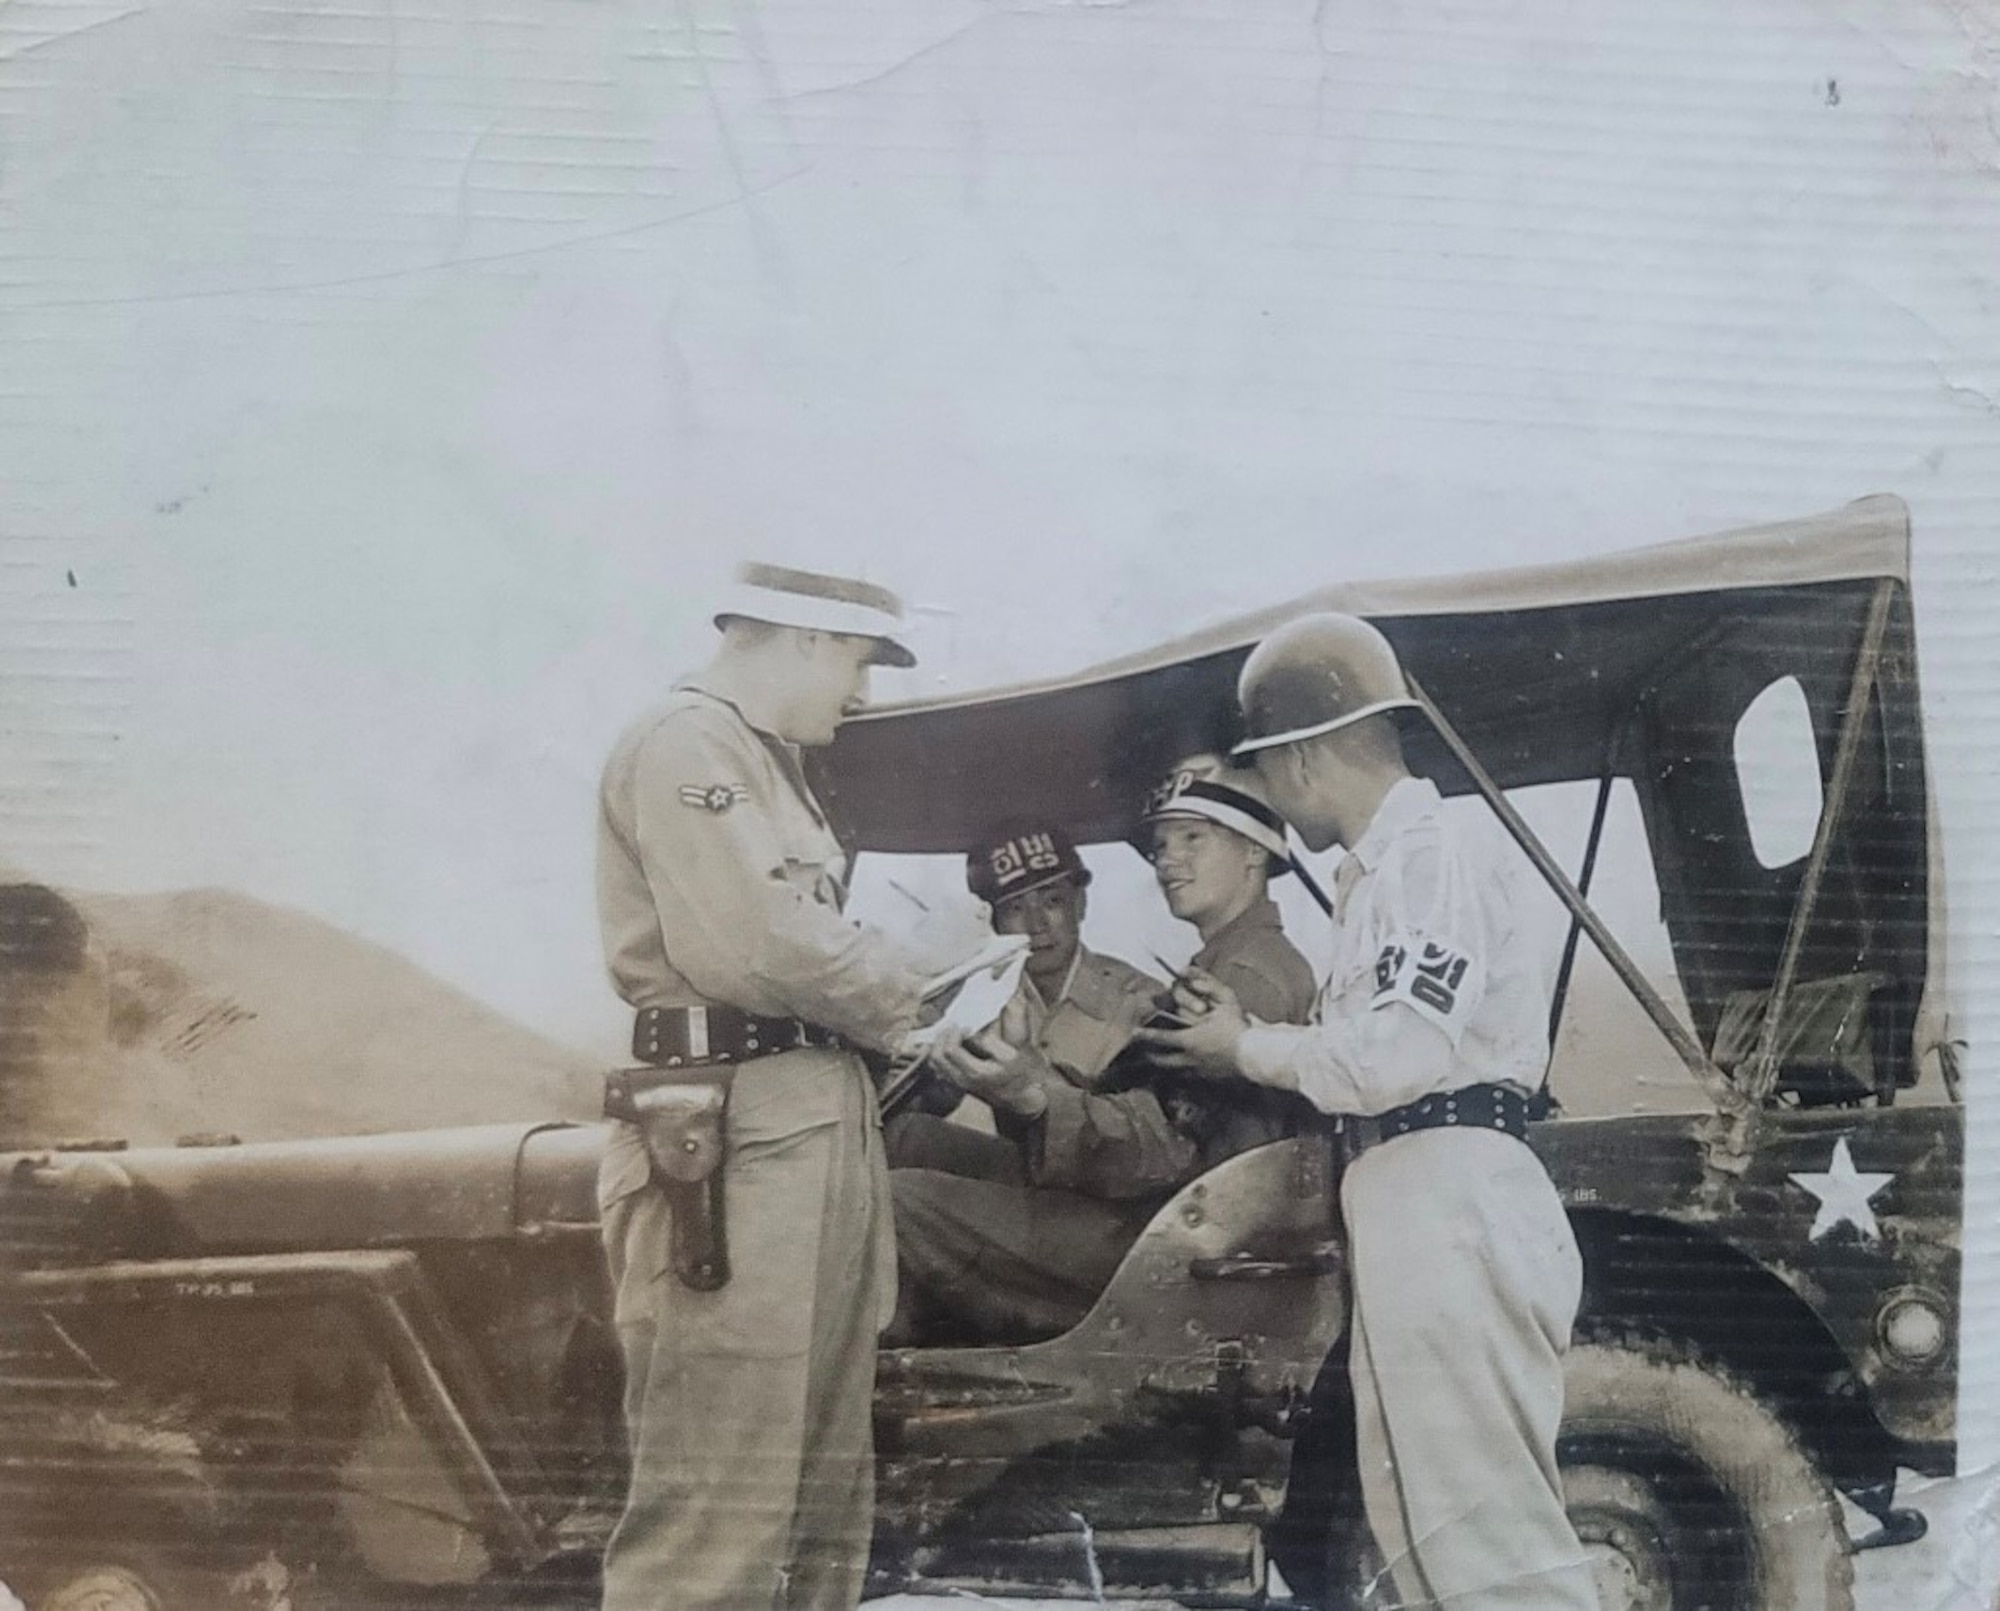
[
  {"x1": 603, "y1": 1006, "x2": 846, "y2": 1296},
  {"x1": 631, "y1": 1004, "x2": 845, "y2": 1068},
  {"x1": 1337, "y1": 1082, "x2": 1530, "y2": 1163}
]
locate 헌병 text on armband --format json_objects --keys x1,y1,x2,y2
[{"x1": 1371, "y1": 934, "x2": 1480, "y2": 1036}]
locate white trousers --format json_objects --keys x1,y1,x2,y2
[{"x1": 1342, "y1": 1127, "x2": 1599, "y2": 1611}]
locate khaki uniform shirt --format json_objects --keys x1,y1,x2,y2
[
  {"x1": 1239, "y1": 776, "x2": 1549, "y2": 1116},
  {"x1": 596, "y1": 680, "x2": 930, "y2": 1299},
  {"x1": 596, "y1": 679, "x2": 927, "y2": 1050},
  {"x1": 1020, "y1": 948, "x2": 1163, "y2": 1085}
]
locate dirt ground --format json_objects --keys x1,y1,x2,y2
[{"x1": 1848, "y1": 1471, "x2": 2000, "y2": 1611}]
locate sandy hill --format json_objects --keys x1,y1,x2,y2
[
  {"x1": 2, "y1": 883, "x2": 601, "y2": 1146},
  {"x1": 0, "y1": 867, "x2": 1707, "y2": 1150}
]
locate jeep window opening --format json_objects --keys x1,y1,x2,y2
[{"x1": 1411, "y1": 574, "x2": 1934, "y2": 1173}]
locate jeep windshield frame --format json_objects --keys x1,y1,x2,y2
[{"x1": 814, "y1": 494, "x2": 1950, "y2": 1147}]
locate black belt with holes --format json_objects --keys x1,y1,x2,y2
[
  {"x1": 632, "y1": 1005, "x2": 846, "y2": 1068},
  {"x1": 1338, "y1": 1082, "x2": 1530, "y2": 1163}
]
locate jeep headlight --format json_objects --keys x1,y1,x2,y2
[{"x1": 1875, "y1": 1289, "x2": 1950, "y2": 1368}]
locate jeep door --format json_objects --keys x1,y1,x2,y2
[{"x1": 871, "y1": 1136, "x2": 1344, "y2": 1599}]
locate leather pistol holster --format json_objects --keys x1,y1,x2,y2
[{"x1": 604, "y1": 1066, "x2": 733, "y2": 1292}]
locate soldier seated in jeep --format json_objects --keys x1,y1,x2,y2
[
  {"x1": 884, "y1": 819, "x2": 1161, "y2": 1181},
  {"x1": 888, "y1": 759, "x2": 1317, "y2": 1344}
]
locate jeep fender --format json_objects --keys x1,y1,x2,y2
[{"x1": 1532, "y1": 1108, "x2": 1961, "y2": 1481}]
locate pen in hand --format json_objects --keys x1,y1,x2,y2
[{"x1": 1149, "y1": 953, "x2": 1215, "y2": 1026}]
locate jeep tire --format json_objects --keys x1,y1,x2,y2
[
  {"x1": 1272, "y1": 1333, "x2": 1854, "y2": 1611},
  {"x1": 35, "y1": 1566, "x2": 167, "y2": 1611},
  {"x1": 1560, "y1": 1335, "x2": 1855, "y2": 1611},
  {"x1": 3, "y1": 1488, "x2": 250, "y2": 1611}
]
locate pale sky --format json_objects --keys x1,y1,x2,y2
[{"x1": 3, "y1": 0, "x2": 1997, "y2": 1453}]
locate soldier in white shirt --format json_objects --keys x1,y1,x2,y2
[{"x1": 1142, "y1": 613, "x2": 1597, "y2": 1611}]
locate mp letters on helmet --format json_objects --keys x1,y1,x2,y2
[{"x1": 1145, "y1": 768, "x2": 1194, "y2": 816}]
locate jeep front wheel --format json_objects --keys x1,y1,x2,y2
[
  {"x1": 1560, "y1": 1336, "x2": 1855, "y2": 1611},
  {"x1": 35, "y1": 1566, "x2": 167, "y2": 1611}
]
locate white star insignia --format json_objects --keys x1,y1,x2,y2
[
  {"x1": 677, "y1": 782, "x2": 746, "y2": 813},
  {"x1": 1788, "y1": 1137, "x2": 1893, "y2": 1242}
]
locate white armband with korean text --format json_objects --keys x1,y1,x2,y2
[{"x1": 1368, "y1": 931, "x2": 1485, "y2": 1046}]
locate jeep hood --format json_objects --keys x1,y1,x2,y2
[{"x1": 5, "y1": 1123, "x2": 606, "y2": 1262}]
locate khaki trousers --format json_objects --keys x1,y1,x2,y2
[
  {"x1": 1341, "y1": 1128, "x2": 1598, "y2": 1611},
  {"x1": 883, "y1": 1111, "x2": 1026, "y2": 1184},
  {"x1": 888, "y1": 1165, "x2": 1157, "y2": 1343},
  {"x1": 599, "y1": 1051, "x2": 893, "y2": 1611}
]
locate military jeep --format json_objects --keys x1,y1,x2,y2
[{"x1": 0, "y1": 495, "x2": 1961, "y2": 1611}]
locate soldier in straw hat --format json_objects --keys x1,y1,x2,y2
[{"x1": 594, "y1": 561, "x2": 954, "y2": 1611}]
